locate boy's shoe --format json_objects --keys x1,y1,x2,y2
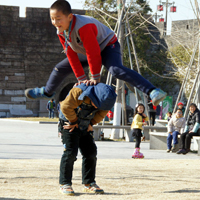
[
  {"x1": 25, "y1": 86, "x2": 55, "y2": 100},
  {"x1": 150, "y1": 88, "x2": 167, "y2": 106},
  {"x1": 59, "y1": 184, "x2": 75, "y2": 196},
  {"x1": 83, "y1": 182, "x2": 104, "y2": 194},
  {"x1": 176, "y1": 149, "x2": 186, "y2": 154}
]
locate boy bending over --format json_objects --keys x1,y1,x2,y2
[{"x1": 58, "y1": 83, "x2": 116, "y2": 195}]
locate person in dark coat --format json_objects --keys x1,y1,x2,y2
[
  {"x1": 177, "y1": 103, "x2": 200, "y2": 154},
  {"x1": 147, "y1": 98, "x2": 157, "y2": 126}
]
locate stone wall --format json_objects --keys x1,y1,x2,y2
[
  {"x1": 165, "y1": 19, "x2": 198, "y2": 48},
  {"x1": 0, "y1": 5, "x2": 87, "y2": 117}
]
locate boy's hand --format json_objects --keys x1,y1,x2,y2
[
  {"x1": 74, "y1": 78, "x2": 100, "y2": 86},
  {"x1": 83, "y1": 78, "x2": 100, "y2": 86},
  {"x1": 143, "y1": 122, "x2": 147, "y2": 125},
  {"x1": 63, "y1": 122, "x2": 78, "y2": 132},
  {"x1": 87, "y1": 124, "x2": 93, "y2": 132}
]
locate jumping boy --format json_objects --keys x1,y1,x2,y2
[
  {"x1": 58, "y1": 83, "x2": 116, "y2": 195},
  {"x1": 25, "y1": 0, "x2": 166, "y2": 106}
]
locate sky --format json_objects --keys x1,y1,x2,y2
[{"x1": 0, "y1": 0, "x2": 198, "y2": 34}]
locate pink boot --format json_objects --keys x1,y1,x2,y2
[{"x1": 132, "y1": 148, "x2": 144, "y2": 159}]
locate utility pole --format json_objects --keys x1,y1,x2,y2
[
  {"x1": 154, "y1": 13, "x2": 163, "y2": 23},
  {"x1": 158, "y1": 0, "x2": 176, "y2": 35},
  {"x1": 110, "y1": 0, "x2": 124, "y2": 139}
]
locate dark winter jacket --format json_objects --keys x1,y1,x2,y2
[{"x1": 184, "y1": 108, "x2": 200, "y2": 133}]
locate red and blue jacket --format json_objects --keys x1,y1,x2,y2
[{"x1": 57, "y1": 14, "x2": 117, "y2": 81}]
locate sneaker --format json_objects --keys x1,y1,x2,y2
[
  {"x1": 166, "y1": 149, "x2": 171, "y2": 153},
  {"x1": 176, "y1": 149, "x2": 186, "y2": 154},
  {"x1": 182, "y1": 149, "x2": 190, "y2": 155},
  {"x1": 25, "y1": 86, "x2": 55, "y2": 100},
  {"x1": 150, "y1": 88, "x2": 167, "y2": 106},
  {"x1": 171, "y1": 144, "x2": 179, "y2": 152},
  {"x1": 83, "y1": 182, "x2": 104, "y2": 194},
  {"x1": 59, "y1": 184, "x2": 75, "y2": 196}
]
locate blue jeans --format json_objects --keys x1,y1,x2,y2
[
  {"x1": 48, "y1": 109, "x2": 54, "y2": 118},
  {"x1": 45, "y1": 41, "x2": 155, "y2": 95},
  {"x1": 167, "y1": 131, "x2": 180, "y2": 149}
]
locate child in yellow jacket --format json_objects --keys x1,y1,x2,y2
[{"x1": 131, "y1": 103, "x2": 148, "y2": 158}]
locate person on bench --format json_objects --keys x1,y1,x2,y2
[
  {"x1": 177, "y1": 103, "x2": 200, "y2": 155},
  {"x1": 167, "y1": 109, "x2": 186, "y2": 153}
]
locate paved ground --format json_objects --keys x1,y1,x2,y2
[
  {"x1": 0, "y1": 119, "x2": 199, "y2": 160},
  {"x1": 1, "y1": 119, "x2": 200, "y2": 200}
]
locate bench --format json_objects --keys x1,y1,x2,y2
[
  {"x1": 143, "y1": 126, "x2": 167, "y2": 140},
  {"x1": 150, "y1": 132, "x2": 200, "y2": 155},
  {"x1": 155, "y1": 119, "x2": 168, "y2": 127},
  {"x1": 193, "y1": 137, "x2": 200, "y2": 156},
  {"x1": 149, "y1": 132, "x2": 181, "y2": 150},
  {"x1": 0, "y1": 109, "x2": 10, "y2": 117},
  {"x1": 93, "y1": 125, "x2": 132, "y2": 141},
  {"x1": 93, "y1": 125, "x2": 167, "y2": 142}
]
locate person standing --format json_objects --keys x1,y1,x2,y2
[
  {"x1": 177, "y1": 102, "x2": 185, "y2": 116},
  {"x1": 148, "y1": 98, "x2": 157, "y2": 126},
  {"x1": 58, "y1": 83, "x2": 116, "y2": 195},
  {"x1": 47, "y1": 99, "x2": 56, "y2": 118},
  {"x1": 131, "y1": 103, "x2": 148, "y2": 159}
]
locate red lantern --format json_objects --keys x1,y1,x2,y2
[
  {"x1": 159, "y1": 18, "x2": 164, "y2": 22},
  {"x1": 170, "y1": 6, "x2": 176, "y2": 12},
  {"x1": 157, "y1": 5, "x2": 163, "y2": 11}
]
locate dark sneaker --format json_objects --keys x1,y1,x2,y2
[
  {"x1": 176, "y1": 149, "x2": 186, "y2": 154},
  {"x1": 59, "y1": 184, "x2": 75, "y2": 196},
  {"x1": 182, "y1": 149, "x2": 190, "y2": 155},
  {"x1": 25, "y1": 87, "x2": 55, "y2": 100},
  {"x1": 83, "y1": 182, "x2": 104, "y2": 194},
  {"x1": 150, "y1": 89, "x2": 167, "y2": 106}
]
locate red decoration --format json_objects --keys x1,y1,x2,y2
[
  {"x1": 170, "y1": 6, "x2": 176, "y2": 12},
  {"x1": 159, "y1": 18, "x2": 164, "y2": 22},
  {"x1": 157, "y1": 5, "x2": 163, "y2": 11}
]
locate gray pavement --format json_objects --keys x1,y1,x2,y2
[{"x1": 0, "y1": 119, "x2": 199, "y2": 159}]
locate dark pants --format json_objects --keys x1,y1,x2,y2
[
  {"x1": 59, "y1": 127, "x2": 97, "y2": 185},
  {"x1": 48, "y1": 109, "x2": 54, "y2": 118},
  {"x1": 180, "y1": 131, "x2": 199, "y2": 150},
  {"x1": 149, "y1": 112, "x2": 156, "y2": 126},
  {"x1": 132, "y1": 129, "x2": 142, "y2": 148},
  {"x1": 45, "y1": 41, "x2": 155, "y2": 95},
  {"x1": 167, "y1": 131, "x2": 180, "y2": 149}
]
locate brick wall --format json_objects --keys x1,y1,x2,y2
[{"x1": 0, "y1": 5, "x2": 87, "y2": 117}]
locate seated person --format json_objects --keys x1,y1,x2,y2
[
  {"x1": 58, "y1": 83, "x2": 116, "y2": 195},
  {"x1": 167, "y1": 109, "x2": 186, "y2": 153},
  {"x1": 177, "y1": 103, "x2": 200, "y2": 155}
]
